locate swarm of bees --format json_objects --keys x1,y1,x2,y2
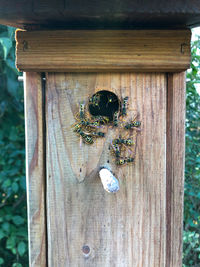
[{"x1": 72, "y1": 93, "x2": 141, "y2": 166}]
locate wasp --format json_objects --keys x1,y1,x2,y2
[
  {"x1": 73, "y1": 122, "x2": 82, "y2": 132},
  {"x1": 83, "y1": 134, "x2": 94, "y2": 145},
  {"x1": 74, "y1": 127, "x2": 94, "y2": 144},
  {"x1": 106, "y1": 94, "x2": 118, "y2": 107},
  {"x1": 113, "y1": 137, "x2": 134, "y2": 146},
  {"x1": 79, "y1": 103, "x2": 85, "y2": 119},
  {"x1": 115, "y1": 158, "x2": 126, "y2": 165},
  {"x1": 124, "y1": 120, "x2": 141, "y2": 129},
  {"x1": 90, "y1": 131, "x2": 105, "y2": 138},
  {"x1": 110, "y1": 143, "x2": 121, "y2": 158},
  {"x1": 115, "y1": 157, "x2": 134, "y2": 165},
  {"x1": 121, "y1": 96, "x2": 129, "y2": 116},
  {"x1": 126, "y1": 157, "x2": 134, "y2": 163},
  {"x1": 92, "y1": 115, "x2": 109, "y2": 125},
  {"x1": 113, "y1": 111, "x2": 119, "y2": 127},
  {"x1": 78, "y1": 118, "x2": 100, "y2": 128},
  {"x1": 89, "y1": 93, "x2": 101, "y2": 108}
]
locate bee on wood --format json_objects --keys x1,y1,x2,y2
[
  {"x1": 113, "y1": 111, "x2": 119, "y2": 127},
  {"x1": 121, "y1": 96, "x2": 129, "y2": 116},
  {"x1": 124, "y1": 120, "x2": 141, "y2": 130}
]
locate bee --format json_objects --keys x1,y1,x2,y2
[
  {"x1": 89, "y1": 93, "x2": 101, "y2": 108},
  {"x1": 113, "y1": 137, "x2": 134, "y2": 146},
  {"x1": 124, "y1": 120, "x2": 141, "y2": 130},
  {"x1": 121, "y1": 96, "x2": 129, "y2": 116},
  {"x1": 90, "y1": 131, "x2": 105, "y2": 138},
  {"x1": 113, "y1": 111, "x2": 119, "y2": 127}
]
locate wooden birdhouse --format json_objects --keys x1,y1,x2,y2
[{"x1": 0, "y1": 0, "x2": 200, "y2": 266}]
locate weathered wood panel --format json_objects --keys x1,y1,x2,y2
[
  {"x1": 166, "y1": 72, "x2": 185, "y2": 267},
  {"x1": 24, "y1": 73, "x2": 47, "y2": 266},
  {"x1": 46, "y1": 72, "x2": 167, "y2": 266},
  {"x1": 16, "y1": 30, "x2": 191, "y2": 72}
]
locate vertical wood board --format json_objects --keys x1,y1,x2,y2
[
  {"x1": 24, "y1": 73, "x2": 47, "y2": 266},
  {"x1": 46, "y1": 72, "x2": 167, "y2": 266},
  {"x1": 166, "y1": 72, "x2": 185, "y2": 267}
]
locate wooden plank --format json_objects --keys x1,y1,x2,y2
[
  {"x1": 24, "y1": 72, "x2": 47, "y2": 266},
  {"x1": 46, "y1": 72, "x2": 166, "y2": 266},
  {"x1": 1, "y1": 1, "x2": 200, "y2": 29},
  {"x1": 16, "y1": 30, "x2": 191, "y2": 72},
  {"x1": 166, "y1": 72, "x2": 185, "y2": 267}
]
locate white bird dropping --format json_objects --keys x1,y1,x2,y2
[{"x1": 99, "y1": 168, "x2": 119, "y2": 193}]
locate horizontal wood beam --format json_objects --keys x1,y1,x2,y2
[{"x1": 16, "y1": 30, "x2": 191, "y2": 72}]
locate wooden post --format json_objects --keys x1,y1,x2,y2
[{"x1": 17, "y1": 30, "x2": 190, "y2": 267}]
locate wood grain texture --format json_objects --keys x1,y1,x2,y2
[
  {"x1": 24, "y1": 72, "x2": 47, "y2": 266},
  {"x1": 16, "y1": 30, "x2": 191, "y2": 72},
  {"x1": 46, "y1": 72, "x2": 167, "y2": 266},
  {"x1": 166, "y1": 72, "x2": 185, "y2": 267}
]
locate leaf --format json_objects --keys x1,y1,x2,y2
[
  {"x1": 0, "y1": 258, "x2": 4, "y2": 265},
  {"x1": 17, "y1": 241, "x2": 26, "y2": 257},
  {"x1": 0, "y1": 230, "x2": 5, "y2": 240},
  {"x1": 2, "y1": 222, "x2": 10, "y2": 232},
  {"x1": 0, "y1": 25, "x2": 28, "y2": 266},
  {"x1": 12, "y1": 182, "x2": 19, "y2": 193},
  {"x1": 12, "y1": 264, "x2": 22, "y2": 267},
  {"x1": 12, "y1": 216, "x2": 24, "y2": 226},
  {"x1": 6, "y1": 236, "x2": 16, "y2": 249},
  {"x1": 2, "y1": 178, "x2": 11, "y2": 188},
  {"x1": 0, "y1": 37, "x2": 12, "y2": 59}
]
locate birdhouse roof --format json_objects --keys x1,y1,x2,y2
[{"x1": 1, "y1": 0, "x2": 200, "y2": 29}]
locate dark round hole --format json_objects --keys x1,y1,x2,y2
[
  {"x1": 82, "y1": 245, "x2": 90, "y2": 255},
  {"x1": 88, "y1": 90, "x2": 120, "y2": 121}
]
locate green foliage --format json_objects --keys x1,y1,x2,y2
[
  {"x1": 0, "y1": 26, "x2": 28, "y2": 266},
  {"x1": 183, "y1": 36, "x2": 200, "y2": 266}
]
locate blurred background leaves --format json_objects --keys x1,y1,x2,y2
[
  {"x1": 0, "y1": 25, "x2": 27, "y2": 266},
  {"x1": 0, "y1": 25, "x2": 199, "y2": 266},
  {"x1": 183, "y1": 36, "x2": 200, "y2": 267}
]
